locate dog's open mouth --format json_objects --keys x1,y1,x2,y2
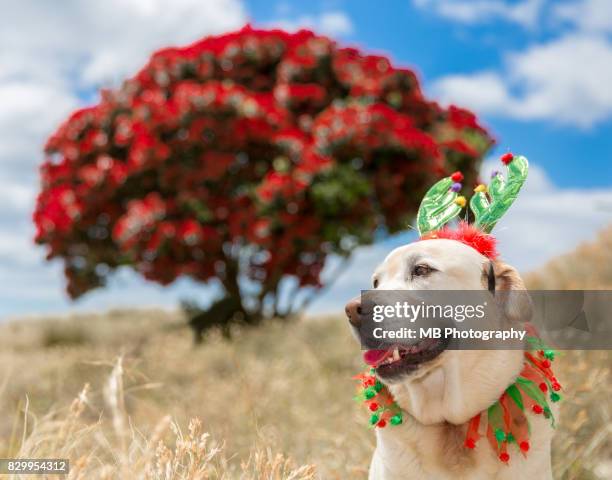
[{"x1": 363, "y1": 338, "x2": 448, "y2": 379}]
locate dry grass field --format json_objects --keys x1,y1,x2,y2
[
  {"x1": 0, "y1": 312, "x2": 365, "y2": 479},
  {"x1": 0, "y1": 312, "x2": 610, "y2": 479},
  {"x1": 1, "y1": 227, "x2": 611, "y2": 479}
]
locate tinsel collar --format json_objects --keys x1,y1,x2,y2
[{"x1": 355, "y1": 336, "x2": 562, "y2": 464}]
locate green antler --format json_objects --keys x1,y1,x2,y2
[
  {"x1": 416, "y1": 172, "x2": 465, "y2": 236},
  {"x1": 470, "y1": 154, "x2": 529, "y2": 233}
]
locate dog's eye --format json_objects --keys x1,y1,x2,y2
[
  {"x1": 372, "y1": 278, "x2": 379, "y2": 288},
  {"x1": 412, "y1": 264, "x2": 433, "y2": 278}
]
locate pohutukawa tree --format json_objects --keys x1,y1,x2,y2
[{"x1": 34, "y1": 26, "x2": 493, "y2": 337}]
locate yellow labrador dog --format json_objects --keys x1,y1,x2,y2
[{"x1": 345, "y1": 238, "x2": 556, "y2": 480}]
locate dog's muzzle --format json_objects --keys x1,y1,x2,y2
[
  {"x1": 345, "y1": 296, "x2": 364, "y2": 328},
  {"x1": 345, "y1": 295, "x2": 449, "y2": 381}
]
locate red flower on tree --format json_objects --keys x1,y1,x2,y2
[{"x1": 33, "y1": 26, "x2": 493, "y2": 331}]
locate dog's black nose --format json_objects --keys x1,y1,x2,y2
[{"x1": 345, "y1": 297, "x2": 362, "y2": 327}]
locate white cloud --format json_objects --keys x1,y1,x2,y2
[
  {"x1": 0, "y1": 82, "x2": 78, "y2": 181},
  {"x1": 432, "y1": 71, "x2": 512, "y2": 113},
  {"x1": 412, "y1": 0, "x2": 544, "y2": 28},
  {"x1": 432, "y1": 33, "x2": 612, "y2": 127},
  {"x1": 318, "y1": 12, "x2": 354, "y2": 36},
  {"x1": 553, "y1": 0, "x2": 612, "y2": 34},
  {"x1": 269, "y1": 11, "x2": 354, "y2": 36},
  {"x1": 424, "y1": 0, "x2": 612, "y2": 127},
  {"x1": 0, "y1": 0, "x2": 247, "y2": 87},
  {"x1": 0, "y1": 182, "x2": 35, "y2": 213},
  {"x1": 0, "y1": 231, "x2": 40, "y2": 268}
]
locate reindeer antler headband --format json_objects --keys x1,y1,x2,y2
[{"x1": 416, "y1": 153, "x2": 529, "y2": 258}]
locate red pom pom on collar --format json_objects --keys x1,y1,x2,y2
[{"x1": 420, "y1": 222, "x2": 498, "y2": 259}]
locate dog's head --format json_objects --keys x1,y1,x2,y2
[{"x1": 345, "y1": 237, "x2": 531, "y2": 425}]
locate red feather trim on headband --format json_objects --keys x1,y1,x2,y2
[{"x1": 420, "y1": 221, "x2": 498, "y2": 259}]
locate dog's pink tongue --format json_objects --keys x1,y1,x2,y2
[{"x1": 363, "y1": 349, "x2": 389, "y2": 366}]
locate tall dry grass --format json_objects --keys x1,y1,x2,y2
[
  {"x1": 0, "y1": 313, "x2": 367, "y2": 479},
  {"x1": 2, "y1": 353, "x2": 316, "y2": 480},
  {"x1": 1, "y1": 311, "x2": 610, "y2": 479}
]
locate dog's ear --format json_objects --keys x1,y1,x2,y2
[{"x1": 483, "y1": 260, "x2": 532, "y2": 323}]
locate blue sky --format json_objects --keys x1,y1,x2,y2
[{"x1": 1, "y1": 0, "x2": 611, "y2": 319}]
